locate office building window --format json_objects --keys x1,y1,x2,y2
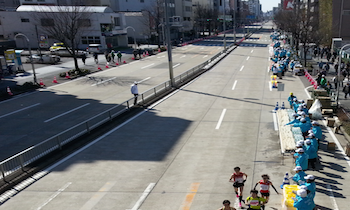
[
  {"x1": 114, "y1": 17, "x2": 120, "y2": 26},
  {"x1": 140, "y1": 0, "x2": 144, "y2": 2},
  {"x1": 82, "y1": 36, "x2": 101, "y2": 44},
  {"x1": 21, "y1": 18, "x2": 30, "y2": 22},
  {"x1": 41, "y1": 18, "x2": 54, "y2": 26}
]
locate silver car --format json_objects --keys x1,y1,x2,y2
[{"x1": 25, "y1": 54, "x2": 61, "y2": 64}]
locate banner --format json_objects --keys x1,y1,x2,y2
[{"x1": 283, "y1": 0, "x2": 294, "y2": 10}]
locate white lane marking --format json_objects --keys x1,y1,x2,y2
[
  {"x1": 138, "y1": 77, "x2": 151, "y2": 84},
  {"x1": 91, "y1": 77, "x2": 117, "y2": 86},
  {"x1": 36, "y1": 182, "x2": 72, "y2": 210},
  {"x1": 232, "y1": 80, "x2": 238, "y2": 90},
  {"x1": 129, "y1": 60, "x2": 140, "y2": 65},
  {"x1": 251, "y1": 50, "x2": 254, "y2": 53},
  {"x1": 0, "y1": 103, "x2": 40, "y2": 119},
  {"x1": 272, "y1": 111, "x2": 278, "y2": 131},
  {"x1": 326, "y1": 184, "x2": 340, "y2": 210},
  {"x1": 44, "y1": 103, "x2": 90, "y2": 123},
  {"x1": 322, "y1": 119, "x2": 350, "y2": 168},
  {"x1": 217, "y1": 47, "x2": 221, "y2": 49},
  {"x1": 80, "y1": 182, "x2": 116, "y2": 210},
  {"x1": 203, "y1": 55, "x2": 208, "y2": 58},
  {"x1": 304, "y1": 86, "x2": 312, "y2": 98},
  {"x1": 239, "y1": 66, "x2": 244, "y2": 72},
  {"x1": 141, "y1": 63, "x2": 155, "y2": 69},
  {"x1": 173, "y1": 63, "x2": 181, "y2": 68},
  {"x1": 246, "y1": 56, "x2": 250, "y2": 60},
  {"x1": 215, "y1": 109, "x2": 227, "y2": 130},
  {"x1": 128, "y1": 183, "x2": 156, "y2": 210},
  {"x1": 180, "y1": 55, "x2": 186, "y2": 58}
]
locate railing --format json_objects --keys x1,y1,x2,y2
[{"x1": 0, "y1": 29, "x2": 260, "y2": 182}]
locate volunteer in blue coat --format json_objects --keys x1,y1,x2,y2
[
  {"x1": 312, "y1": 121, "x2": 322, "y2": 143},
  {"x1": 288, "y1": 92, "x2": 296, "y2": 108},
  {"x1": 303, "y1": 175, "x2": 316, "y2": 199},
  {"x1": 293, "y1": 189, "x2": 314, "y2": 210},
  {"x1": 285, "y1": 115, "x2": 300, "y2": 125},
  {"x1": 293, "y1": 118, "x2": 311, "y2": 137},
  {"x1": 291, "y1": 166, "x2": 307, "y2": 185},
  {"x1": 305, "y1": 140, "x2": 318, "y2": 170},
  {"x1": 306, "y1": 133, "x2": 319, "y2": 150},
  {"x1": 295, "y1": 148, "x2": 309, "y2": 171}
]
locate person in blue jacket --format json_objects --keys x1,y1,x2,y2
[
  {"x1": 303, "y1": 175, "x2": 316, "y2": 199},
  {"x1": 312, "y1": 121, "x2": 322, "y2": 145},
  {"x1": 305, "y1": 140, "x2": 318, "y2": 170},
  {"x1": 293, "y1": 189, "x2": 315, "y2": 210},
  {"x1": 306, "y1": 133, "x2": 319, "y2": 150},
  {"x1": 285, "y1": 115, "x2": 300, "y2": 125},
  {"x1": 293, "y1": 118, "x2": 311, "y2": 137},
  {"x1": 302, "y1": 104, "x2": 309, "y2": 115},
  {"x1": 287, "y1": 92, "x2": 297, "y2": 107},
  {"x1": 291, "y1": 166, "x2": 307, "y2": 185},
  {"x1": 295, "y1": 148, "x2": 309, "y2": 171}
]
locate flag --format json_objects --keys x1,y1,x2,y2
[{"x1": 284, "y1": 0, "x2": 294, "y2": 10}]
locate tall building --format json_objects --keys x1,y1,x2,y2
[{"x1": 332, "y1": 0, "x2": 350, "y2": 42}]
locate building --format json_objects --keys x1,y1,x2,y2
[
  {"x1": 19, "y1": 0, "x2": 57, "y2": 5},
  {"x1": 332, "y1": 0, "x2": 350, "y2": 42},
  {"x1": 0, "y1": 5, "x2": 128, "y2": 50},
  {"x1": 0, "y1": 0, "x2": 20, "y2": 11}
]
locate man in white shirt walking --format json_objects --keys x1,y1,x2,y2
[{"x1": 131, "y1": 81, "x2": 139, "y2": 105}]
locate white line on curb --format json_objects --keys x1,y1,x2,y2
[
  {"x1": 272, "y1": 111, "x2": 278, "y2": 131},
  {"x1": 0, "y1": 103, "x2": 40, "y2": 119},
  {"x1": 269, "y1": 81, "x2": 272, "y2": 91},
  {"x1": 128, "y1": 183, "x2": 156, "y2": 210},
  {"x1": 36, "y1": 182, "x2": 72, "y2": 210},
  {"x1": 216, "y1": 109, "x2": 227, "y2": 130},
  {"x1": 326, "y1": 184, "x2": 339, "y2": 210}
]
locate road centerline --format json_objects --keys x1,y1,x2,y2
[
  {"x1": 216, "y1": 108, "x2": 227, "y2": 130},
  {"x1": 239, "y1": 66, "x2": 244, "y2": 72}
]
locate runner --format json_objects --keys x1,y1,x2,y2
[
  {"x1": 245, "y1": 190, "x2": 266, "y2": 210},
  {"x1": 217, "y1": 200, "x2": 236, "y2": 210},
  {"x1": 253, "y1": 174, "x2": 279, "y2": 210},
  {"x1": 229, "y1": 167, "x2": 248, "y2": 208}
]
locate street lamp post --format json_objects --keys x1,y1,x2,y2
[
  {"x1": 223, "y1": 0, "x2": 226, "y2": 51},
  {"x1": 14, "y1": 33, "x2": 37, "y2": 85},
  {"x1": 125, "y1": 26, "x2": 137, "y2": 49},
  {"x1": 337, "y1": 44, "x2": 350, "y2": 107},
  {"x1": 164, "y1": 0, "x2": 174, "y2": 87}
]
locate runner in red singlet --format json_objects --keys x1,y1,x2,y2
[
  {"x1": 253, "y1": 174, "x2": 279, "y2": 210},
  {"x1": 229, "y1": 167, "x2": 248, "y2": 208}
]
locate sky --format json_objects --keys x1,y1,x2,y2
[{"x1": 259, "y1": 0, "x2": 280, "y2": 12}]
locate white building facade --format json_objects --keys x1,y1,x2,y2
[{"x1": 0, "y1": 5, "x2": 128, "y2": 49}]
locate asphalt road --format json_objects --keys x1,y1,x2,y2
[
  {"x1": 0, "y1": 30, "x2": 250, "y2": 161},
  {"x1": 1, "y1": 22, "x2": 349, "y2": 210}
]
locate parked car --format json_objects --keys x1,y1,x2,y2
[
  {"x1": 49, "y1": 43, "x2": 65, "y2": 51},
  {"x1": 86, "y1": 44, "x2": 106, "y2": 54},
  {"x1": 50, "y1": 48, "x2": 88, "y2": 57},
  {"x1": 25, "y1": 54, "x2": 61, "y2": 64}
]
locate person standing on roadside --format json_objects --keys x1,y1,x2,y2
[
  {"x1": 131, "y1": 81, "x2": 139, "y2": 105},
  {"x1": 93, "y1": 52, "x2": 98, "y2": 64},
  {"x1": 111, "y1": 50, "x2": 115, "y2": 62},
  {"x1": 117, "y1": 51, "x2": 122, "y2": 63},
  {"x1": 343, "y1": 83, "x2": 350, "y2": 99},
  {"x1": 217, "y1": 200, "x2": 236, "y2": 210},
  {"x1": 81, "y1": 53, "x2": 87, "y2": 65}
]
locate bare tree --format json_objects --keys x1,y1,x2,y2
[
  {"x1": 143, "y1": 0, "x2": 164, "y2": 47},
  {"x1": 194, "y1": 4, "x2": 219, "y2": 36},
  {"x1": 34, "y1": 6, "x2": 91, "y2": 72}
]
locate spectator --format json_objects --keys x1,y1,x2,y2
[{"x1": 343, "y1": 83, "x2": 350, "y2": 99}]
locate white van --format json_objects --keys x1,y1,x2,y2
[{"x1": 86, "y1": 44, "x2": 106, "y2": 54}]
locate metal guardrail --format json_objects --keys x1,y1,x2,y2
[{"x1": 0, "y1": 28, "x2": 261, "y2": 182}]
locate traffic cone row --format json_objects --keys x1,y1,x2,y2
[{"x1": 280, "y1": 172, "x2": 290, "y2": 189}]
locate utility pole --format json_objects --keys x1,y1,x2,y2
[
  {"x1": 164, "y1": 0, "x2": 174, "y2": 87},
  {"x1": 223, "y1": 0, "x2": 226, "y2": 50}
]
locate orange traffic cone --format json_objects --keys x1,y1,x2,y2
[
  {"x1": 39, "y1": 79, "x2": 45, "y2": 87},
  {"x1": 65, "y1": 72, "x2": 71, "y2": 79},
  {"x1": 7, "y1": 86, "x2": 13, "y2": 96},
  {"x1": 123, "y1": 60, "x2": 126, "y2": 64},
  {"x1": 97, "y1": 65, "x2": 102, "y2": 71},
  {"x1": 105, "y1": 62, "x2": 109, "y2": 68},
  {"x1": 53, "y1": 76, "x2": 58, "y2": 83},
  {"x1": 132, "y1": 57, "x2": 135, "y2": 60},
  {"x1": 146, "y1": 51, "x2": 149, "y2": 56},
  {"x1": 158, "y1": 48, "x2": 161, "y2": 52},
  {"x1": 143, "y1": 52, "x2": 146, "y2": 57},
  {"x1": 116, "y1": 62, "x2": 119, "y2": 66}
]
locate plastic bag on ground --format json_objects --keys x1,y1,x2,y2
[{"x1": 309, "y1": 99, "x2": 322, "y2": 119}]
